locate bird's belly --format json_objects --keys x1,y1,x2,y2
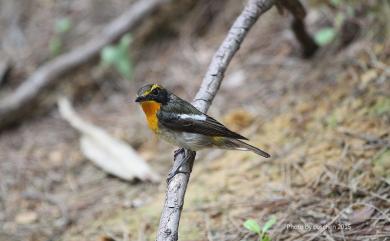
[{"x1": 157, "y1": 128, "x2": 212, "y2": 151}]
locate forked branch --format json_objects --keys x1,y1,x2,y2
[{"x1": 156, "y1": 1, "x2": 275, "y2": 240}]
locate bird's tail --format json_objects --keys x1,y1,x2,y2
[{"x1": 214, "y1": 137, "x2": 270, "y2": 158}]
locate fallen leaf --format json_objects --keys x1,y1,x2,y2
[
  {"x1": 15, "y1": 211, "x2": 38, "y2": 224},
  {"x1": 223, "y1": 109, "x2": 254, "y2": 130},
  {"x1": 48, "y1": 150, "x2": 63, "y2": 166},
  {"x1": 348, "y1": 205, "x2": 375, "y2": 225},
  {"x1": 58, "y1": 98, "x2": 160, "y2": 182}
]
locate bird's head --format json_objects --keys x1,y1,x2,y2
[{"x1": 135, "y1": 84, "x2": 169, "y2": 105}]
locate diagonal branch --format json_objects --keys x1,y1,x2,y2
[
  {"x1": 156, "y1": 1, "x2": 275, "y2": 240},
  {"x1": 0, "y1": 0, "x2": 168, "y2": 129}
]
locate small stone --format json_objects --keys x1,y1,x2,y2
[
  {"x1": 15, "y1": 211, "x2": 38, "y2": 224},
  {"x1": 49, "y1": 150, "x2": 63, "y2": 165}
]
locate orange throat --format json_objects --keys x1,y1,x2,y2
[{"x1": 140, "y1": 101, "x2": 161, "y2": 132}]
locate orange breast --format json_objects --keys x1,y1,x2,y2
[{"x1": 141, "y1": 101, "x2": 161, "y2": 132}]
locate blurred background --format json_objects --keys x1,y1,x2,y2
[{"x1": 0, "y1": 0, "x2": 389, "y2": 240}]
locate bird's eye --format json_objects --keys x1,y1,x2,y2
[{"x1": 151, "y1": 88, "x2": 159, "y2": 95}]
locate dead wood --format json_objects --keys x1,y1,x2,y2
[
  {"x1": 0, "y1": 0, "x2": 167, "y2": 129},
  {"x1": 155, "y1": 1, "x2": 275, "y2": 240},
  {"x1": 0, "y1": 60, "x2": 11, "y2": 88},
  {"x1": 276, "y1": 0, "x2": 319, "y2": 58}
]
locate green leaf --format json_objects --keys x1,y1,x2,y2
[
  {"x1": 244, "y1": 219, "x2": 261, "y2": 234},
  {"x1": 49, "y1": 37, "x2": 62, "y2": 56},
  {"x1": 100, "y1": 33, "x2": 133, "y2": 80},
  {"x1": 101, "y1": 46, "x2": 119, "y2": 65},
  {"x1": 261, "y1": 234, "x2": 271, "y2": 241},
  {"x1": 346, "y1": 6, "x2": 355, "y2": 17},
  {"x1": 262, "y1": 216, "x2": 277, "y2": 233},
  {"x1": 371, "y1": 97, "x2": 390, "y2": 116},
  {"x1": 55, "y1": 18, "x2": 71, "y2": 34},
  {"x1": 325, "y1": 113, "x2": 338, "y2": 128},
  {"x1": 330, "y1": 0, "x2": 341, "y2": 7},
  {"x1": 117, "y1": 57, "x2": 133, "y2": 79},
  {"x1": 334, "y1": 13, "x2": 345, "y2": 28},
  {"x1": 119, "y1": 33, "x2": 132, "y2": 51},
  {"x1": 314, "y1": 27, "x2": 336, "y2": 46}
]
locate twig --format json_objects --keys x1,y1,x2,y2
[
  {"x1": 354, "y1": 202, "x2": 390, "y2": 224},
  {"x1": 0, "y1": 0, "x2": 167, "y2": 129},
  {"x1": 155, "y1": 0, "x2": 275, "y2": 240},
  {"x1": 339, "y1": 129, "x2": 389, "y2": 148},
  {"x1": 334, "y1": 182, "x2": 390, "y2": 203},
  {"x1": 307, "y1": 210, "x2": 344, "y2": 241},
  {"x1": 187, "y1": 198, "x2": 289, "y2": 213}
]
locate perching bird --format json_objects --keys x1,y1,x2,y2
[{"x1": 135, "y1": 84, "x2": 270, "y2": 177}]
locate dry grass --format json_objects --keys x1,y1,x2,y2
[{"x1": 0, "y1": 0, "x2": 389, "y2": 241}]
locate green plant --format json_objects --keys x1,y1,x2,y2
[
  {"x1": 49, "y1": 18, "x2": 72, "y2": 56},
  {"x1": 243, "y1": 216, "x2": 277, "y2": 241},
  {"x1": 100, "y1": 33, "x2": 133, "y2": 80},
  {"x1": 313, "y1": 0, "x2": 354, "y2": 46},
  {"x1": 314, "y1": 27, "x2": 336, "y2": 46},
  {"x1": 371, "y1": 97, "x2": 390, "y2": 116}
]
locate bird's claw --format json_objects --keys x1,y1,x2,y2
[
  {"x1": 174, "y1": 148, "x2": 185, "y2": 158},
  {"x1": 166, "y1": 148, "x2": 189, "y2": 183},
  {"x1": 166, "y1": 168, "x2": 190, "y2": 183},
  {"x1": 166, "y1": 171, "x2": 175, "y2": 183}
]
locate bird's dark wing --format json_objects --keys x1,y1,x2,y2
[{"x1": 157, "y1": 110, "x2": 248, "y2": 140}]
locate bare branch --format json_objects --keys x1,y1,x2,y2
[
  {"x1": 0, "y1": 0, "x2": 167, "y2": 129},
  {"x1": 156, "y1": 1, "x2": 275, "y2": 240},
  {"x1": 276, "y1": 0, "x2": 319, "y2": 58},
  {"x1": 0, "y1": 59, "x2": 11, "y2": 87}
]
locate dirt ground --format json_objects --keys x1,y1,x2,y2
[{"x1": 0, "y1": 0, "x2": 389, "y2": 241}]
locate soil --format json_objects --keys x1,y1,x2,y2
[{"x1": 0, "y1": 0, "x2": 389, "y2": 241}]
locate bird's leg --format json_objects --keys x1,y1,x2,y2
[
  {"x1": 167, "y1": 148, "x2": 186, "y2": 182},
  {"x1": 167, "y1": 148, "x2": 192, "y2": 183}
]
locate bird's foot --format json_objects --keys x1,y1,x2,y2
[
  {"x1": 174, "y1": 148, "x2": 184, "y2": 158},
  {"x1": 166, "y1": 168, "x2": 190, "y2": 183},
  {"x1": 166, "y1": 148, "x2": 191, "y2": 183}
]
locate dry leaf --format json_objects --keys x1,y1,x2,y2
[
  {"x1": 58, "y1": 98, "x2": 160, "y2": 182},
  {"x1": 348, "y1": 205, "x2": 375, "y2": 225},
  {"x1": 223, "y1": 109, "x2": 254, "y2": 130},
  {"x1": 15, "y1": 211, "x2": 38, "y2": 224}
]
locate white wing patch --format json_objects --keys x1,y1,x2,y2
[{"x1": 178, "y1": 114, "x2": 207, "y2": 121}]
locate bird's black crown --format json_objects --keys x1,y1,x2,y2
[{"x1": 135, "y1": 83, "x2": 169, "y2": 104}]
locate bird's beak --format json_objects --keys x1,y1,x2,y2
[{"x1": 135, "y1": 96, "x2": 145, "y2": 102}]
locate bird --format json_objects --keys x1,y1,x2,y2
[{"x1": 135, "y1": 83, "x2": 270, "y2": 178}]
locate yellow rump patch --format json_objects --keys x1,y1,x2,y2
[
  {"x1": 212, "y1": 136, "x2": 224, "y2": 144},
  {"x1": 141, "y1": 101, "x2": 161, "y2": 132}
]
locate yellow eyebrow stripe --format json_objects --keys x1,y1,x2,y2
[{"x1": 142, "y1": 84, "x2": 160, "y2": 96}]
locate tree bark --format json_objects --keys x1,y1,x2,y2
[
  {"x1": 0, "y1": 0, "x2": 168, "y2": 129},
  {"x1": 155, "y1": 1, "x2": 275, "y2": 240}
]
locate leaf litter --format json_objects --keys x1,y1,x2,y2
[{"x1": 0, "y1": 1, "x2": 389, "y2": 241}]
